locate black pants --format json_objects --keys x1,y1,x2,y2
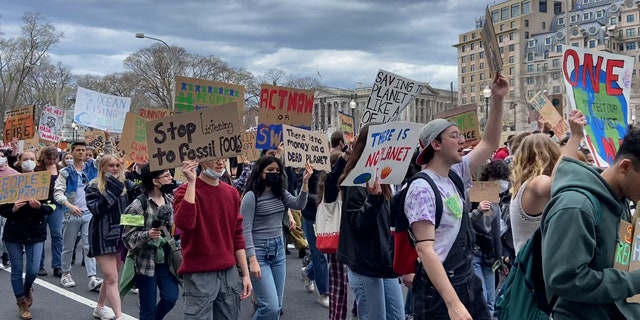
[{"x1": 412, "y1": 267, "x2": 491, "y2": 320}]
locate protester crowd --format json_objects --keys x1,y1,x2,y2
[{"x1": 3, "y1": 74, "x2": 640, "y2": 320}]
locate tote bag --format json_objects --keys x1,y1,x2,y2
[{"x1": 315, "y1": 195, "x2": 342, "y2": 254}]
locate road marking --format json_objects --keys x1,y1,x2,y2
[{"x1": 2, "y1": 267, "x2": 137, "y2": 320}]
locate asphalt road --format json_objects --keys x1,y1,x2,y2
[{"x1": 0, "y1": 242, "x2": 352, "y2": 320}]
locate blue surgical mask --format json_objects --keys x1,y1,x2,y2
[
  {"x1": 204, "y1": 168, "x2": 225, "y2": 180},
  {"x1": 498, "y1": 180, "x2": 509, "y2": 194}
]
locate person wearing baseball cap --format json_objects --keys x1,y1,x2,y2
[{"x1": 405, "y1": 75, "x2": 509, "y2": 320}]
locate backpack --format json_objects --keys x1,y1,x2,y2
[
  {"x1": 495, "y1": 188, "x2": 601, "y2": 319},
  {"x1": 390, "y1": 169, "x2": 465, "y2": 276}
]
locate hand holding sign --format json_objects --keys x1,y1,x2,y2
[
  {"x1": 366, "y1": 176, "x2": 382, "y2": 196},
  {"x1": 181, "y1": 161, "x2": 199, "y2": 183},
  {"x1": 302, "y1": 162, "x2": 313, "y2": 183},
  {"x1": 11, "y1": 201, "x2": 27, "y2": 212}
]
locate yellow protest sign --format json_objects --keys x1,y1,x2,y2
[{"x1": 0, "y1": 172, "x2": 50, "y2": 204}]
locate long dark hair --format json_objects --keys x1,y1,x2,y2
[
  {"x1": 338, "y1": 124, "x2": 392, "y2": 200},
  {"x1": 243, "y1": 156, "x2": 285, "y2": 199}
]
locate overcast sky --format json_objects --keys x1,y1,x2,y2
[{"x1": 1, "y1": 0, "x2": 493, "y2": 90}]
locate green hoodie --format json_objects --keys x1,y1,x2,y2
[{"x1": 541, "y1": 158, "x2": 640, "y2": 319}]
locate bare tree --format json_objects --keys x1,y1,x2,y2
[{"x1": 0, "y1": 12, "x2": 63, "y2": 126}]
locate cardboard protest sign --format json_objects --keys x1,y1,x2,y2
[
  {"x1": 341, "y1": 122, "x2": 422, "y2": 186},
  {"x1": 562, "y1": 47, "x2": 634, "y2": 167},
  {"x1": 256, "y1": 84, "x2": 314, "y2": 149},
  {"x1": 614, "y1": 220, "x2": 633, "y2": 272},
  {"x1": 282, "y1": 124, "x2": 330, "y2": 171},
  {"x1": 360, "y1": 70, "x2": 425, "y2": 126},
  {"x1": 0, "y1": 171, "x2": 50, "y2": 204},
  {"x1": 433, "y1": 104, "x2": 481, "y2": 148},
  {"x1": 469, "y1": 181, "x2": 500, "y2": 203},
  {"x1": 237, "y1": 131, "x2": 261, "y2": 162},
  {"x1": 120, "y1": 113, "x2": 148, "y2": 164},
  {"x1": 74, "y1": 87, "x2": 131, "y2": 133},
  {"x1": 4, "y1": 105, "x2": 35, "y2": 142},
  {"x1": 84, "y1": 130, "x2": 106, "y2": 155},
  {"x1": 38, "y1": 105, "x2": 65, "y2": 142},
  {"x1": 145, "y1": 102, "x2": 243, "y2": 171},
  {"x1": 139, "y1": 108, "x2": 172, "y2": 120},
  {"x1": 529, "y1": 92, "x2": 568, "y2": 138},
  {"x1": 338, "y1": 112, "x2": 355, "y2": 142},
  {"x1": 174, "y1": 76, "x2": 245, "y2": 116},
  {"x1": 481, "y1": 6, "x2": 503, "y2": 76}
]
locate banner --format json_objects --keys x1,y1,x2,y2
[
  {"x1": 360, "y1": 70, "x2": 425, "y2": 126},
  {"x1": 139, "y1": 108, "x2": 172, "y2": 120},
  {"x1": 341, "y1": 122, "x2": 422, "y2": 186},
  {"x1": 4, "y1": 105, "x2": 35, "y2": 142},
  {"x1": 481, "y1": 6, "x2": 503, "y2": 76},
  {"x1": 0, "y1": 171, "x2": 50, "y2": 204},
  {"x1": 174, "y1": 76, "x2": 245, "y2": 116},
  {"x1": 433, "y1": 104, "x2": 481, "y2": 148},
  {"x1": 338, "y1": 112, "x2": 355, "y2": 142},
  {"x1": 120, "y1": 113, "x2": 148, "y2": 164},
  {"x1": 74, "y1": 87, "x2": 131, "y2": 133},
  {"x1": 38, "y1": 105, "x2": 65, "y2": 142},
  {"x1": 84, "y1": 130, "x2": 106, "y2": 155},
  {"x1": 469, "y1": 181, "x2": 500, "y2": 203},
  {"x1": 238, "y1": 131, "x2": 261, "y2": 162},
  {"x1": 256, "y1": 84, "x2": 314, "y2": 149},
  {"x1": 146, "y1": 102, "x2": 243, "y2": 171},
  {"x1": 528, "y1": 92, "x2": 568, "y2": 138},
  {"x1": 282, "y1": 124, "x2": 330, "y2": 171},
  {"x1": 562, "y1": 47, "x2": 633, "y2": 167}
]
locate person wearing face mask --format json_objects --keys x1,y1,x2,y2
[
  {"x1": 0, "y1": 150, "x2": 19, "y2": 271},
  {"x1": 241, "y1": 156, "x2": 312, "y2": 319},
  {"x1": 172, "y1": 159, "x2": 251, "y2": 320},
  {"x1": 121, "y1": 164, "x2": 179, "y2": 320},
  {"x1": 85, "y1": 154, "x2": 135, "y2": 320},
  {"x1": 14, "y1": 151, "x2": 37, "y2": 174}
]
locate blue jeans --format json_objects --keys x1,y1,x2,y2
[
  {"x1": 472, "y1": 255, "x2": 495, "y2": 314},
  {"x1": 302, "y1": 218, "x2": 329, "y2": 295},
  {"x1": 5, "y1": 241, "x2": 43, "y2": 297},
  {"x1": 251, "y1": 236, "x2": 286, "y2": 320},
  {"x1": 41, "y1": 205, "x2": 64, "y2": 269},
  {"x1": 61, "y1": 211, "x2": 96, "y2": 276},
  {"x1": 135, "y1": 263, "x2": 179, "y2": 320},
  {"x1": 348, "y1": 270, "x2": 404, "y2": 320}
]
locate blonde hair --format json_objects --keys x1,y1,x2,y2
[
  {"x1": 510, "y1": 134, "x2": 561, "y2": 195},
  {"x1": 96, "y1": 154, "x2": 126, "y2": 195}
]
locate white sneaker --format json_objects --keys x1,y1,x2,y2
[
  {"x1": 88, "y1": 276, "x2": 103, "y2": 291},
  {"x1": 130, "y1": 287, "x2": 139, "y2": 294},
  {"x1": 287, "y1": 244, "x2": 295, "y2": 250},
  {"x1": 93, "y1": 305, "x2": 115, "y2": 320},
  {"x1": 318, "y1": 294, "x2": 330, "y2": 308},
  {"x1": 60, "y1": 273, "x2": 76, "y2": 288},
  {"x1": 301, "y1": 267, "x2": 315, "y2": 293}
]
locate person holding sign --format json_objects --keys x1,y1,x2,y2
[
  {"x1": 240, "y1": 156, "x2": 312, "y2": 319},
  {"x1": 336, "y1": 124, "x2": 405, "y2": 320},
  {"x1": 0, "y1": 184, "x2": 55, "y2": 319},
  {"x1": 405, "y1": 75, "x2": 509, "y2": 320}
]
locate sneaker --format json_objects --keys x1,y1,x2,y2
[
  {"x1": 88, "y1": 276, "x2": 103, "y2": 291},
  {"x1": 287, "y1": 244, "x2": 295, "y2": 250},
  {"x1": 129, "y1": 287, "x2": 139, "y2": 294},
  {"x1": 93, "y1": 305, "x2": 115, "y2": 320},
  {"x1": 60, "y1": 273, "x2": 76, "y2": 288},
  {"x1": 318, "y1": 294, "x2": 330, "y2": 308},
  {"x1": 38, "y1": 267, "x2": 48, "y2": 276},
  {"x1": 301, "y1": 267, "x2": 315, "y2": 293},
  {"x1": 53, "y1": 268, "x2": 63, "y2": 278}
]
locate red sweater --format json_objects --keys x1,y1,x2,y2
[{"x1": 173, "y1": 177, "x2": 245, "y2": 274}]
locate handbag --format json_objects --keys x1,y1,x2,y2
[
  {"x1": 161, "y1": 226, "x2": 183, "y2": 269},
  {"x1": 315, "y1": 193, "x2": 342, "y2": 254}
]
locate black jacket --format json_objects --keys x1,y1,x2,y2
[
  {"x1": 0, "y1": 200, "x2": 54, "y2": 244},
  {"x1": 337, "y1": 185, "x2": 396, "y2": 278}
]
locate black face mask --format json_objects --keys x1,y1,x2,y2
[
  {"x1": 264, "y1": 172, "x2": 281, "y2": 188},
  {"x1": 159, "y1": 183, "x2": 177, "y2": 194}
]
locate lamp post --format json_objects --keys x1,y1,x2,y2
[
  {"x1": 482, "y1": 86, "x2": 491, "y2": 130},
  {"x1": 350, "y1": 93, "x2": 358, "y2": 131},
  {"x1": 71, "y1": 122, "x2": 78, "y2": 142},
  {"x1": 135, "y1": 33, "x2": 175, "y2": 111}
]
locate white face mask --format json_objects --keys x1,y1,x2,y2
[
  {"x1": 204, "y1": 168, "x2": 226, "y2": 179},
  {"x1": 0, "y1": 156, "x2": 7, "y2": 166},
  {"x1": 21, "y1": 160, "x2": 36, "y2": 172},
  {"x1": 498, "y1": 180, "x2": 509, "y2": 194},
  {"x1": 65, "y1": 159, "x2": 74, "y2": 166}
]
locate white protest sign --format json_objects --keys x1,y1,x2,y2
[
  {"x1": 282, "y1": 124, "x2": 330, "y2": 171},
  {"x1": 73, "y1": 87, "x2": 131, "y2": 133},
  {"x1": 360, "y1": 70, "x2": 425, "y2": 126},
  {"x1": 38, "y1": 105, "x2": 65, "y2": 142},
  {"x1": 341, "y1": 122, "x2": 422, "y2": 186}
]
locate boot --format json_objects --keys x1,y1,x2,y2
[
  {"x1": 16, "y1": 297, "x2": 32, "y2": 320},
  {"x1": 24, "y1": 285, "x2": 33, "y2": 307}
]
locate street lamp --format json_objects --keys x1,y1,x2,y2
[
  {"x1": 71, "y1": 122, "x2": 78, "y2": 141},
  {"x1": 349, "y1": 94, "x2": 357, "y2": 116},
  {"x1": 482, "y1": 85, "x2": 491, "y2": 114},
  {"x1": 135, "y1": 33, "x2": 175, "y2": 111}
]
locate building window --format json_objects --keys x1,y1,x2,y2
[
  {"x1": 509, "y1": 44, "x2": 515, "y2": 51},
  {"x1": 509, "y1": 79, "x2": 515, "y2": 86},
  {"x1": 472, "y1": 33, "x2": 476, "y2": 39},
  {"x1": 470, "y1": 75, "x2": 475, "y2": 81},
  {"x1": 583, "y1": 13, "x2": 590, "y2": 20},
  {"x1": 628, "y1": 14, "x2": 635, "y2": 23},
  {"x1": 556, "y1": 44, "x2": 562, "y2": 53},
  {"x1": 542, "y1": 22, "x2": 546, "y2": 30},
  {"x1": 524, "y1": 19, "x2": 529, "y2": 27},
  {"x1": 528, "y1": 39, "x2": 536, "y2": 48},
  {"x1": 527, "y1": 64, "x2": 534, "y2": 72},
  {"x1": 479, "y1": 52, "x2": 485, "y2": 58},
  {"x1": 527, "y1": 77, "x2": 534, "y2": 84},
  {"x1": 553, "y1": 72, "x2": 560, "y2": 79},
  {"x1": 480, "y1": 73, "x2": 485, "y2": 80},
  {"x1": 525, "y1": 31, "x2": 529, "y2": 39},
  {"x1": 502, "y1": 7, "x2": 509, "y2": 20},
  {"x1": 627, "y1": 42, "x2": 636, "y2": 50},
  {"x1": 589, "y1": 40, "x2": 596, "y2": 48},
  {"x1": 463, "y1": 35, "x2": 467, "y2": 42},
  {"x1": 501, "y1": 24, "x2": 505, "y2": 32},
  {"x1": 471, "y1": 43, "x2": 475, "y2": 50},
  {"x1": 509, "y1": 32, "x2": 515, "y2": 40},
  {"x1": 523, "y1": 0, "x2": 530, "y2": 14},
  {"x1": 611, "y1": 17, "x2": 618, "y2": 25},
  {"x1": 470, "y1": 86, "x2": 476, "y2": 93},
  {"x1": 528, "y1": 90, "x2": 535, "y2": 97},
  {"x1": 545, "y1": 37, "x2": 552, "y2": 45},
  {"x1": 628, "y1": 28, "x2": 636, "y2": 37},
  {"x1": 492, "y1": 10, "x2": 499, "y2": 22},
  {"x1": 461, "y1": 45, "x2": 466, "y2": 52},
  {"x1": 462, "y1": 66, "x2": 466, "y2": 73},
  {"x1": 512, "y1": 3, "x2": 520, "y2": 16},
  {"x1": 509, "y1": 55, "x2": 515, "y2": 63},
  {"x1": 544, "y1": 50, "x2": 550, "y2": 58},
  {"x1": 511, "y1": 21, "x2": 516, "y2": 28},
  {"x1": 509, "y1": 67, "x2": 515, "y2": 75},
  {"x1": 558, "y1": 17, "x2": 564, "y2": 25},
  {"x1": 461, "y1": 76, "x2": 465, "y2": 84},
  {"x1": 537, "y1": 64, "x2": 542, "y2": 71},
  {"x1": 470, "y1": 64, "x2": 476, "y2": 71},
  {"x1": 480, "y1": 62, "x2": 485, "y2": 69},
  {"x1": 571, "y1": 15, "x2": 577, "y2": 23},
  {"x1": 571, "y1": 42, "x2": 579, "y2": 47},
  {"x1": 471, "y1": 96, "x2": 476, "y2": 103},
  {"x1": 499, "y1": 35, "x2": 504, "y2": 43},
  {"x1": 552, "y1": 58, "x2": 560, "y2": 67},
  {"x1": 540, "y1": 0, "x2": 547, "y2": 12},
  {"x1": 500, "y1": 47, "x2": 505, "y2": 54},
  {"x1": 510, "y1": 91, "x2": 515, "y2": 98},
  {"x1": 596, "y1": 10, "x2": 603, "y2": 19},
  {"x1": 461, "y1": 56, "x2": 466, "y2": 63},
  {"x1": 528, "y1": 52, "x2": 534, "y2": 61},
  {"x1": 553, "y1": 86, "x2": 561, "y2": 93},
  {"x1": 470, "y1": 54, "x2": 476, "y2": 61}
]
